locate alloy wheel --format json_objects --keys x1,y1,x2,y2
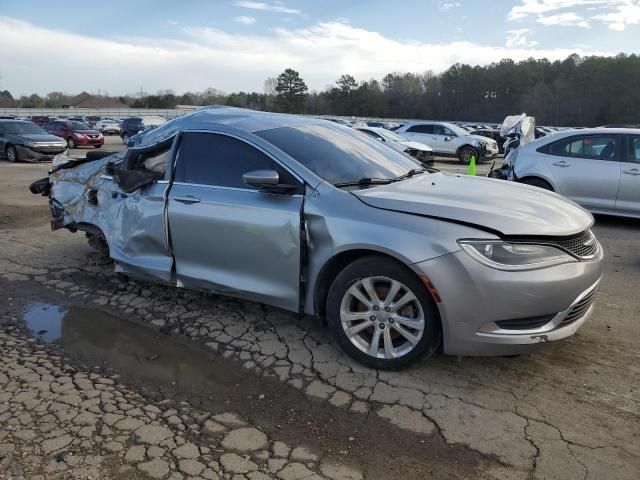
[
  {"x1": 6, "y1": 146, "x2": 17, "y2": 162},
  {"x1": 67, "y1": 138, "x2": 76, "y2": 149},
  {"x1": 339, "y1": 276, "x2": 425, "y2": 359}
]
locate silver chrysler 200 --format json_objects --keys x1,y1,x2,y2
[{"x1": 31, "y1": 107, "x2": 604, "y2": 369}]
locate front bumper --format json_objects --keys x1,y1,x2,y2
[
  {"x1": 75, "y1": 136, "x2": 104, "y2": 146},
  {"x1": 15, "y1": 144, "x2": 66, "y2": 162},
  {"x1": 480, "y1": 144, "x2": 499, "y2": 159},
  {"x1": 413, "y1": 245, "x2": 604, "y2": 356}
]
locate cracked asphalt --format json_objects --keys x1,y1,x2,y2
[{"x1": 1, "y1": 144, "x2": 639, "y2": 479}]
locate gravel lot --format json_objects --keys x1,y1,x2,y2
[{"x1": 0, "y1": 136, "x2": 639, "y2": 479}]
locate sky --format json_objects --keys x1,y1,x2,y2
[{"x1": 0, "y1": 0, "x2": 639, "y2": 96}]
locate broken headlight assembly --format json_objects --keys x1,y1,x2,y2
[{"x1": 458, "y1": 240, "x2": 576, "y2": 271}]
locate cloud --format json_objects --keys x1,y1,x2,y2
[
  {"x1": 509, "y1": 0, "x2": 640, "y2": 30},
  {"x1": 234, "y1": 15, "x2": 256, "y2": 25},
  {"x1": 593, "y1": 1, "x2": 640, "y2": 30},
  {"x1": 167, "y1": 20, "x2": 180, "y2": 26},
  {"x1": 439, "y1": 1, "x2": 461, "y2": 11},
  {"x1": 505, "y1": 29, "x2": 539, "y2": 47},
  {"x1": 233, "y1": 1, "x2": 302, "y2": 15},
  {"x1": 0, "y1": 16, "x2": 610, "y2": 96},
  {"x1": 537, "y1": 12, "x2": 591, "y2": 27}
]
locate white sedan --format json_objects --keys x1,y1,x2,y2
[
  {"x1": 96, "y1": 119, "x2": 121, "y2": 135},
  {"x1": 355, "y1": 126, "x2": 434, "y2": 165}
]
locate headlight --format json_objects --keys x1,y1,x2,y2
[
  {"x1": 74, "y1": 132, "x2": 85, "y2": 139},
  {"x1": 458, "y1": 240, "x2": 576, "y2": 271}
]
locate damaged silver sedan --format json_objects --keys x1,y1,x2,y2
[{"x1": 31, "y1": 107, "x2": 604, "y2": 369}]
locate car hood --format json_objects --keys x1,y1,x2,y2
[
  {"x1": 396, "y1": 140, "x2": 433, "y2": 152},
  {"x1": 468, "y1": 134, "x2": 497, "y2": 144},
  {"x1": 12, "y1": 133, "x2": 66, "y2": 143},
  {"x1": 352, "y1": 173, "x2": 593, "y2": 237}
]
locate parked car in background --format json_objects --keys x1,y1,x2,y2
[
  {"x1": 363, "y1": 121, "x2": 402, "y2": 130},
  {"x1": 31, "y1": 106, "x2": 603, "y2": 369},
  {"x1": 120, "y1": 116, "x2": 167, "y2": 144},
  {"x1": 0, "y1": 120, "x2": 66, "y2": 162},
  {"x1": 30, "y1": 116, "x2": 51, "y2": 127},
  {"x1": 395, "y1": 121, "x2": 499, "y2": 163},
  {"x1": 356, "y1": 126, "x2": 434, "y2": 165},
  {"x1": 44, "y1": 120, "x2": 104, "y2": 149},
  {"x1": 468, "y1": 127, "x2": 506, "y2": 154},
  {"x1": 85, "y1": 116, "x2": 101, "y2": 127},
  {"x1": 495, "y1": 128, "x2": 640, "y2": 218},
  {"x1": 96, "y1": 119, "x2": 121, "y2": 135}
]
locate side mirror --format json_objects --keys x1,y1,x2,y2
[
  {"x1": 243, "y1": 169, "x2": 280, "y2": 188},
  {"x1": 444, "y1": 136, "x2": 452, "y2": 141}
]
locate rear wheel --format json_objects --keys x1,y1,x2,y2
[
  {"x1": 6, "y1": 145, "x2": 18, "y2": 162},
  {"x1": 326, "y1": 256, "x2": 441, "y2": 370},
  {"x1": 458, "y1": 146, "x2": 479, "y2": 164},
  {"x1": 521, "y1": 178, "x2": 554, "y2": 191}
]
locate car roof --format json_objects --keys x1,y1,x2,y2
[
  {"x1": 133, "y1": 105, "x2": 348, "y2": 147},
  {"x1": 541, "y1": 127, "x2": 640, "y2": 136},
  {"x1": 356, "y1": 126, "x2": 389, "y2": 134}
]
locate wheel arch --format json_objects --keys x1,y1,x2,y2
[
  {"x1": 312, "y1": 248, "x2": 439, "y2": 322},
  {"x1": 518, "y1": 175, "x2": 557, "y2": 192}
]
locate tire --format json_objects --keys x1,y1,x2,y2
[
  {"x1": 122, "y1": 133, "x2": 129, "y2": 144},
  {"x1": 521, "y1": 178, "x2": 554, "y2": 191},
  {"x1": 94, "y1": 145, "x2": 102, "y2": 149},
  {"x1": 458, "y1": 146, "x2": 479, "y2": 164},
  {"x1": 67, "y1": 137, "x2": 76, "y2": 149},
  {"x1": 326, "y1": 255, "x2": 441, "y2": 370},
  {"x1": 6, "y1": 144, "x2": 18, "y2": 163}
]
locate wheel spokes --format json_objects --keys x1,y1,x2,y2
[
  {"x1": 383, "y1": 328, "x2": 395, "y2": 359},
  {"x1": 392, "y1": 322, "x2": 420, "y2": 346},
  {"x1": 368, "y1": 326, "x2": 382, "y2": 356},
  {"x1": 383, "y1": 280, "x2": 402, "y2": 307},
  {"x1": 392, "y1": 314, "x2": 425, "y2": 331},
  {"x1": 347, "y1": 284, "x2": 373, "y2": 309},
  {"x1": 360, "y1": 277, "x2": 380, "y2": 305},
  {"x1": 389, "y1": 291, "x2": 417, "y2": 312},
  {"x1": 344, "y1": 319, "x2": 374, "y2": 337}
]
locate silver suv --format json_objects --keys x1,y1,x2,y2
[
  {"x1": 395, "y1": 121, "x2": 499, "y2": 163},
  {"x1": 33, "y1": 107, "x2": 603, "y2": 369}
]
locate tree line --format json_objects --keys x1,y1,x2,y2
[{"x1": 1, "y1": 53, "x2": 639, "y2": 126}]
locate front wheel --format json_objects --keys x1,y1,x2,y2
[
  {"x1": 458, "y1": 146, "x2": 479, "y2": 164},
  {"x1": 67, "y1": 137, "x2": 76, "y2": 149},
  {"x1": 6, "y1": 145, "x2": 18, "y2": 162},
  {"x1": 122, "y1": 133, "x2": 129, "y2": 144},
  {"x1": 326, "y1": 256, "x2": 441, "y2": 370}
]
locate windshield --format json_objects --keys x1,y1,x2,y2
[
  {"x1": 375, "y1": 129, "x2": 406, "y2": 142},
  {"x1": 69, "y1": 121, "x2": 92, "y2": 130},
  {"x1": 256, "y1": 124, "x2": 419, "y2": 185},
  {"x1": 444, "y1": 123, "x2": 470, "y2": 137},
  {"x1": 3, "y1": 122, "x2": 47, "y2": 135}
]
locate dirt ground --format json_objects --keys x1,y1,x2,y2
[{"x1": 1, "y1": 139, "x2": 639, "y2": 480}]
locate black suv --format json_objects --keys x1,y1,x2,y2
[{"x1": 120, "y1": 117, "x2": 143, "y2": 144}]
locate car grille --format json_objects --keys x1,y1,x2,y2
[
  {"x1": 33, "y1": 144, "x2": 65, "y2": 153},
  {"x1": 560, "y1": 284, "x2": 599, "y2": 326},
  {"x1": 553, "y1": 231, "x2": 598, "y2": 258}
]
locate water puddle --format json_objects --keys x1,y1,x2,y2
[{"x1": 23, "y1": 302, "x2": 66, "y2": 342}]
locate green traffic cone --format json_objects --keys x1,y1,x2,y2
[{"x1": 468, "y1": 155, "x2": 476, "y2": 176}]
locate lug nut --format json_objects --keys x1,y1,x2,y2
[
  {"x1": 384, "y1": 307, "x2": 391, "y2": 312},
  {"x1": 379, "y1": 323, "x2": 385, "y2": 329},
  {"x1": 370, "y1": 316, "x2": 376, "y2": 321},
  {"x1": 389, "y1": 318, "x2": 395, "y2": 324},
  {"x1": 373, "y1": 306, "x2": 379, "y2": 311}
]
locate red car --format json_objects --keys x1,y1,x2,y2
[{"x1": 44, "y1": 120, "x2": 104, "y2": 149}]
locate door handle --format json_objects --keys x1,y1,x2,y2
[
  {"x1": 552, "y1": 161, "x2": 570, "y2": 167},
  {"x1": 174, "y1": 195, "x2": 201, "y2": 204},
  {"x1": 623, "y1": 168, "x2": 640, "y2": 176}
]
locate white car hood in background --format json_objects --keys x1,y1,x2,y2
[
  {"x1": 353, "y1": 173, "x2": 593, "y2": 237},
  {"x1": 397, "y1": 140, "x2": 433, "y2": 152}
]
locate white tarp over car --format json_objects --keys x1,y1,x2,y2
[{"x1": 500, "y1": 114, "x2": 535, "y2": 146}]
